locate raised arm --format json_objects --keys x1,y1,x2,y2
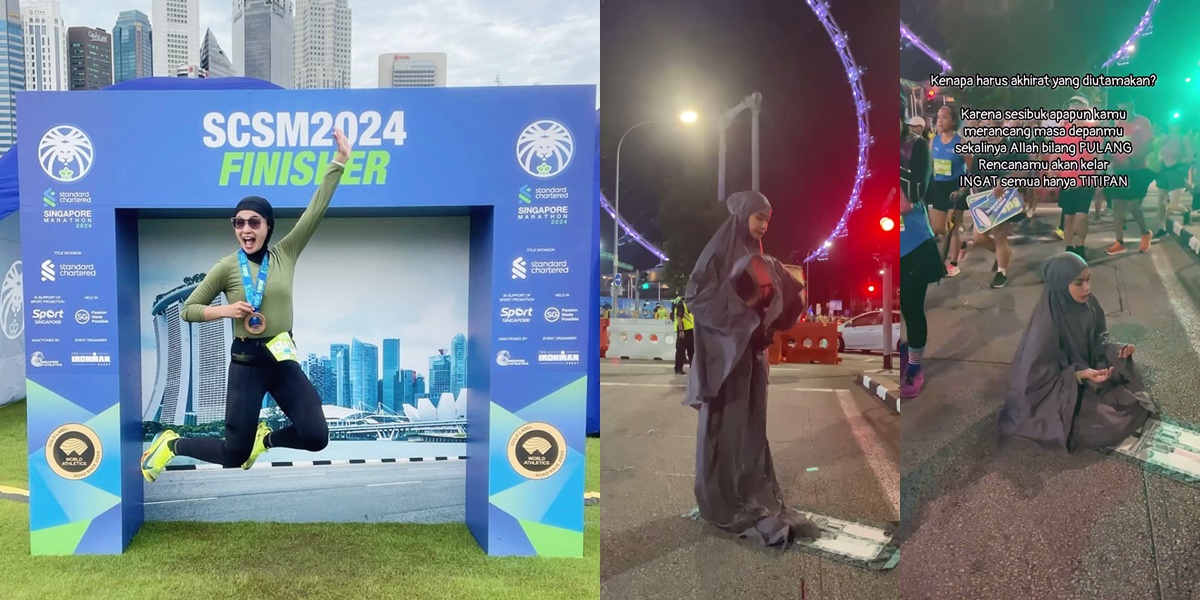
[{"x1": 274, "y1": 128, "x2": 352, "y2": 259}]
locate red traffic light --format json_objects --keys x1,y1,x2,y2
[
  {"x1": 868, "y1": 285, "x2": 876, "y2": 293},
  {"x1": 880, "y1": 216, "x2": 895, "y2": 232}
]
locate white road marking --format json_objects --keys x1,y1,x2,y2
[
  {"x1": 268, "y1": 473, "x2": 327, "y2": 479},
  {"x1": 145, "y1": 497, "x2": 217, "y2": 505},
  {"x1": 836, "y1": 389, "x2": 900, "y2": 519},
  {"x1": 1151, "y1": 249, "x2": 1200, "y2": 365},
  {"x1": 366, "y1": 481, "x2": 421, "y2": 487}
]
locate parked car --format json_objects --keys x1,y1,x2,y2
[{"x1": 838, "y1": 310, "x2": 902, "y2": 352}]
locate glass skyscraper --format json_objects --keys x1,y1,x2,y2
[
  {"x1": 0, "y1": 0, "x2": 23, "y2": 153},
  {"x1": 382, "y1": 338, "x2": 400, "y2": 412},
  {"x1": 112, "y1": 10, "x2": 151, "y2": 83},
  {"x1": 451, "y1": 333, "x2": 466, "y2": 398},
  {"x1": 429, "y1": 351, "x2": 451, "y2": 404},
  {"x1": 350, "y1": 338, "x2": 378, "y2": 410},
  {"x1": 233, "y1": 0, "x2": 293, "y2": 88}
]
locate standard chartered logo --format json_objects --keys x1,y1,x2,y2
[
  {"x1": 516, "y1": 120, "x2": 574, "y2": 178},
  {"x1": 38, "y1": 126, "x2": 94, "y2": 183},
  {"x1": 511, "y1": 257, "x2": 569, "y2": 279},
  {"x1": 39, "y1": 260, "x2": 95, "y2": 281}
]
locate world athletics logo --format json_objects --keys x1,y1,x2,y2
[
  {"x1": 516, "y1": 120, "x2": 573, "y2": 179},
  {"x1": 37, "y1": 125, "x2": 95, "y2": 183}
]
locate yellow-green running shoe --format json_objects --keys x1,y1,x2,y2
[
  {"x1": 141, "y1": 430, "x2": 179, "y2": 483},
  {"x1": 242, "y1": 421, "x2": 272, "y2": 470}
]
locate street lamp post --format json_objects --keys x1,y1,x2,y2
[
  {"x1": 612, "y1": 112, "x2": 698, "y2": 315},
  {"x1": 717, "y1": 92, "x2": 763, "y2": 201}
]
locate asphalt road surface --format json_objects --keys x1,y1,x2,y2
[
  {"x1": 902, "y1": 207, "x2": 1200, "y2": 600},
  {"x1": 600, "y1": 355, "x2": 899, "y2": 600},
  {"x1": 144, "y1": 461, "x2": 465, "y2": 523}
]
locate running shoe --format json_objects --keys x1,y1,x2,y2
[
  {"x1": 1138, "y1": 233, "x2": 1152, "y2": 253},
  {"x1": 1154, "y1": 229, "x2": 1170, "y2": 241},
  {"x1": 1053, "y1": 228, "x2": 1065, "y2": 240},
  {"x1": 899, "y1": 370, "x2": 924, "y2": 399},
  {"x1": 1071, "y1": 246, "x2": 1086, "y2": 261},
  {"x1": 141, "y1": 429, "x2": 179, "y2": 483},
  {"x1": 1106, "y1": 241, "x2": 1128, "y2": 256},
  {"x1": 990, "y1": 271, "x2": 1008, "y2": 288},
  {"x1": 242, "y1": 421, "x2": 272, "y2": 470},
  {"x1": 945, "y1": 263, "x2": 960, "y2": 277}
]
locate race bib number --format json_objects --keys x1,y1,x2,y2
[
  {"x1": 267, "y1": 332, "x2": 299, "y2": 363},
  {"x1": 933, "y1": 158, "x2": 952, "y2": 177}
]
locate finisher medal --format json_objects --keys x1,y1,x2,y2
[
  {"x1": 237, "y1": 250, "x2": 271, "y2": 336},
  {"x1": 245, "y1": 312, "x2": 267, "y2": 334}
]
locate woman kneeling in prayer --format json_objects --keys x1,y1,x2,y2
[
  {"x1": 1000, "y1": 252, "x2": 1155, "y2": 451},
  {"x1": 683, "y1": 189, "x2": 820, "y2": 547}
]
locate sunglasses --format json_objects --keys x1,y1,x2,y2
[{"x1": 231, "y1": 217, "x2": 264, "y2": 230}]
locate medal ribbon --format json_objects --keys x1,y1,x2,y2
[{"x1": 237, "y1": 250, "x2": 271, "y2": 312}]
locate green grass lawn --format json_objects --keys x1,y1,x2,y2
[{"x1": 0, "y1": 401, "x2": 599, "y2": 600}]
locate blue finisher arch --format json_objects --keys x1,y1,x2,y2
[{"x1": 18, "y1": 83, "x2": 597, "y2": 557}]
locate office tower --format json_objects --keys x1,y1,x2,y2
[
  {"x1": 0, "y1": 0, "x2": 23, "y2": 153},
  {"x1": 67, "y1": 27, "x2": 112, "y2": 90},
  {"x1": 399, "y1": 369, "x2": 416, "y2": 408},
  {"x1": 350, "y1": 337, "x2": 378, "y2": 410},
  {"x1": 113, "y1": 10, "x2": 151, "y2": 83},
  {"x1": 151, "y1": 0, "x2": 199, "y2": 77},
  {"x1": 330, "y1": 343, "x2": 350, "y2": 408},
  {"x1": 293, "y1": 0, "x2": 350, "y2": 89},
  {"x1": 377, "y1": 52, "x2": 446, "y2": 88},
  {"x1": 451, "y1": 333, "x2": 466, "y2": 397},
  {"x1": 199, "y1": 28, "x2": 234, "y2": 78},
  {"x1": 21, "y1": 0, "x2": 67, "y2": 91},
  {"x1": 428, "y1": 350, "x2": 451, "y2": 405},
  {"x1": 233, "y1": 0, "x2": 293, "y2": 88},
  {"x1": 382, "y1": 338, "x2": 400, "y2": 412}
]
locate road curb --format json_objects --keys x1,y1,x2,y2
[
  {"x1": 856, "y1": 371, "x2": 900, "y2": 414},
  {"x1": 1168, "y1": 216, "x2": 1200, "y2": 256},
  {"x1": 164, "y1": 455, "x2": 467, "y2": 472}
]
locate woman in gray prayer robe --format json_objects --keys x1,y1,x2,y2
[
  {"x1": 999, "y1": 252, "x2": 1154, "y2": 451},
  {"x1": 683, "y1": 190, "x2": 820, "y2": 547}
]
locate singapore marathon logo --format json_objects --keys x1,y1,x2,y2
[
  {"x1": 38, "y1": 125, "x2": 95, "y2": 183},
  {"x1": 516, "y1": 120, "x2": 573, "y2": 178}
]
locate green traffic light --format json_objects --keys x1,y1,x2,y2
[
  {"x1": 1188, "y1": 77, "x2": 1193, "y2": 83},
  {"x1": 1174, "y1": 112, "x2": 1181, "y2": 119},
  {"x1": 642, "y1": 282, "x2": 650, "y2": 289}
]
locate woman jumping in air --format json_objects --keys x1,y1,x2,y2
[
  {"x1": 141, "y1": 128, "x2": 352, "y2": 482},
  {"x1": 684, "y1": 190, "x2": 819, "y2": 547}
]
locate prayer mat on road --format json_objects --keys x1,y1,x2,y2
[
  {"x1": 682, "y1": 507, "x2": 900, "y2": 571},
  {"x1": 1103, "y1": 417, "x2": 1200, "y2": 488}
]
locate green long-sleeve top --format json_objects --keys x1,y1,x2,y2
[{"x1": 181, "y1": 160, "x2": 345, "y2": 338}]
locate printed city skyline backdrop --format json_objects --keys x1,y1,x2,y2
[{"x1": 137, "y1": 216, "x2": 470, "y2": 424}]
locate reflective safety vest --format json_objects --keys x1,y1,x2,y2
[
  {"x1": 673, "y1": 298, "x2": 694, "y2": 331},
  {"x1": 655, "y1": 307, "x2": 669, "y2": 319}
]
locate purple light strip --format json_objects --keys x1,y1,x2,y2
[
  {"x1": 599, "y1": 189, "x2": 669, "y2": 262},
  {"x1": 899, "y1": 21, "x2": 952, "y2": 73},
  {"x1": 805, "y1": 0, "x2": 872, "y2": 263},
  {"x1": 1102, "y1": 0, "x2": 1160, "y2": 69}
]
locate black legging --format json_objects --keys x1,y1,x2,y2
[
  {"x1": 899, "y1": 277, "x2": 929, "y2": 349},
  {"x1": 176, "y1": 350, "x2": 329, "y2": 468}
]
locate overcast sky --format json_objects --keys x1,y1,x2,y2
[{"x1": 57, "y1": 0, "x2": 598, "y2": 98}]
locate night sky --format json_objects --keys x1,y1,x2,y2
[
  {"x1": 600, "y1": 0, "x2": 899, "y2": 307},
  {"x1": 903, "y1": 0, "x2": 1200, "y2": 127}
]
